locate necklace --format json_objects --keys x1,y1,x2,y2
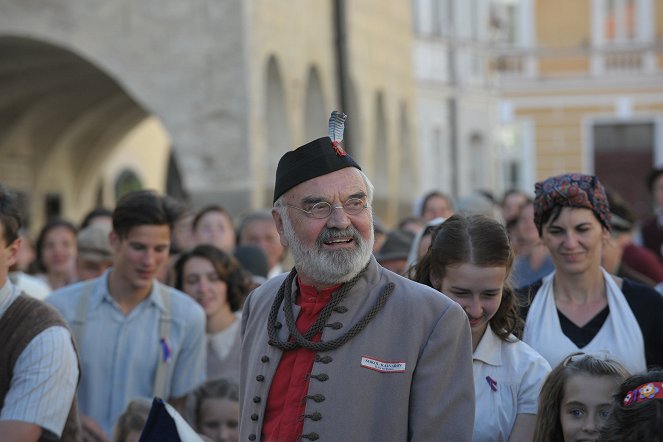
[{"x1": 266, "y1": 264, "x2": 394, "y2": 352}]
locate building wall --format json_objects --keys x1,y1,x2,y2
[
  {"x1": 245, "y1": 0, "x2": 338, "y2": 209},
  {"x1": 0, "y1": 0, "x2": 418, "y2": 228},
  {"x1": 413, "y1": 0, "x2": 500, "y2": 209},
  {"x1": 658, "y1": 0, "x2": 663, "y2": 73},
  {"x1": 246, "y1": 0, "x2": 417, "y2": 225},
  {"x1": 536, "y1": 0, "x2": 590, "y2": 49},
  {"x1": 347, "y1": 0, "x2": 417, "y2": 224},
  {"x1": 0, "y1": 0, "x2": 250, "y2": 224},
  {"x1": 497, "y1": 0, "x2": 663, "y2": 207}
]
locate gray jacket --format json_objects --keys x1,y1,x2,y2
[{"x1": 240, "y1": 257, "x2": 475, "y2": 441}]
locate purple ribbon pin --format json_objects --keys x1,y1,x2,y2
[
  {"x1": 486, "y1": 376, "x2": 497, "y2": 392},
  {"x1": 160, "y1": 338, "x2": 171, "y2": 362}
]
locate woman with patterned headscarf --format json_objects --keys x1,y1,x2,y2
[{"x1": 517, "y1": 173, "x2": 663, "y2": 375}]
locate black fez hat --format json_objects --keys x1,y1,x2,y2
[{"x1": 273, "y1": 111, "x2": 361, "y2": 203}]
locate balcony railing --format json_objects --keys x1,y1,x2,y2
[
  {"x1": 602, "y1": 49, "x2": 644, "y2": 72},
  {"x1": 490, "y1": 42, "x2": 658, "y2": 79},
  {"x1": 413, "y1": 35, "x2": 660, "y2": 86}
]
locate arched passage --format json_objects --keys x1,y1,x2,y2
[
  {"x1": 303, "y1": 66, "x2": 328, "y2": 141},
  {"x1": 373, "y1": 92, "x2": 389, "y2": 195},
  {"x1": 264, "y1": 55, "x2": 291, "y2": 203},
  {"x1": 398, "y1": 102, "x2": 415, "y2": 218},
  {"x1": 346, "y1": 78, "x2": 362, "y2": 158},
  {"x1": 0, "y1": 36, "x2": 172, "y2": 232}
]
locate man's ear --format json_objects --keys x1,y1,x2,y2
[
  {"x1": 6, "y1": 237, "x2": 21, "y2": 269},
  {"x1": 109, "y1": 230, "x2": 121, "y2": 253},
  {"x1": 272, "y1": 208, "x2": 289, "y2": 248},
  {"x1": 601, "y1": 226, "x2": 612, "y2": 243}
]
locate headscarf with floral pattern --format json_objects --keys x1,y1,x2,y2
[{"x1": 533, "y1": 173, "x2": 611, "y2": 235}]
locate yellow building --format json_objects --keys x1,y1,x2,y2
[{"x1": 494, "y1": 0, "x2": 663, "y2": 219}]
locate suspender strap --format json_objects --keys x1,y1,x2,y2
[
  {"x1": 153, "y1": 284, "x2": 172, "y2": 400},
  {"x1": 73, "y1": 279, "x2": 173, "y2": 399},
  {"x1": 71, "y1": 281, "x2": 96, "y2": 348}
]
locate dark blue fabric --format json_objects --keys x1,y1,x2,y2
[{"x1": 139, "y1": 398, "x2": 182, "y2": 442}]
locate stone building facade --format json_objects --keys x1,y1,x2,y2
[{"x1": 0, "y1": 0, "x2": 417, "y2": 231}]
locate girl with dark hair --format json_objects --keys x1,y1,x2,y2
[
  {"x1": 35, "y1": 218, "x2": 78, "y2": 290},
  {"x1": 174, "y1": 244, "x2": 251, "y2": 382},
  {"x1": 519, "y1": 173, "x2": 663, "y2": 374},
  {"x1": 534, "y1": 352, "x2": 629, "y2": 442},
  {"x1": 600, "y1": 369, "x2": 663, "y2": 442},
  {"x1": 414, "y1": 214, "x2": 551, "y2": 441}
]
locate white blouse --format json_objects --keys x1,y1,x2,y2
[
  {"x1": 208, "y1": 313, "x2": 241, "y2": 360},
  {"x1": 472, "y1": 327, "x2": 551, "y2": 442},
  {"x1": 523, "y1": 269, "x2": 646, "y2": 375}
]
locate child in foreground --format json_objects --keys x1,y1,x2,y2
[
  {"x1": 599, "y1": 369, "x2": 663, "y2": 441},
  {"x1": 534, "y1": 352, "x2": 629, "y2": 442}
]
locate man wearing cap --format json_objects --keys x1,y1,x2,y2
[
  {"x1": 375, "y1": 228, "x2": 416, "y2": 276},
  {"x1": 240, "y1": 113, "x2": 475, "y2": 441},
  {"x1": 76, "y1": 223, "x2": 114, "y2": 281}
]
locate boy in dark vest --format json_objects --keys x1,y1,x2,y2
[{"x1": 0, "y1": 183, "x2": 80, "y2": 441}]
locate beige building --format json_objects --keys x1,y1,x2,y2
[
  {"x1": 4, "y1": 0, "x2": 657, "y2": 233},
  {"x1": 411, "y1": 0, "x2": 663, "y2": 218},
  {"x1": 0, "y1": 0, "x2": 417, "y2": 233},
  {"x1": 494, "y1": 0, "x2": 663, "y2": 219},
  {"x1": 413, "y1": 0, "x2": 502, "y2": 206},
  {"x1": 246, "y1": 0, "x2": 418, "y2": 225}
]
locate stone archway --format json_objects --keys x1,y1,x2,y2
[
  {"x1": 373, "y1": 91, "x2": 389, "y2": 204},
  {"x1": 0, "y1": 36, "x2": 172, "y2": 232},
  {"x1": 303, "y1": 66, "x2": 328, "y2": 141},
  {"x1": 263, "y1": 55, "x2": 291, "y2": 205}
]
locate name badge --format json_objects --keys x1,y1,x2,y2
[{"x1": 361, "y1": 356, "x2": 406, "y2": 373}]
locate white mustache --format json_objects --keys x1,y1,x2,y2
[{"x1": 317, "y1": 228, "x2": 360, "y2": 246}]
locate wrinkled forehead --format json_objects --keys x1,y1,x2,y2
[{"x1": 285, "y1": 167, "x2": 367, "y2": 202}]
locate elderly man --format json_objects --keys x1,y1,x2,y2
[{"x1": 240, "y1": 113, "x2": 475, "y2": 441}]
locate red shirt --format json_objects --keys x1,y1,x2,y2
[
  {"x1": 623, "y1": 243, "x2": 663, "y2": 282},
  {"x1": 262, "y1": 279, "x2": 340, "y2": 442}
]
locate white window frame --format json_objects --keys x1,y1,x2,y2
[
  {"x1": 496, "y1": 109, "x2": 536, "y2": 195},
  {"x1": 590, "y1": 0, "x2": 655, "y2": 75}
]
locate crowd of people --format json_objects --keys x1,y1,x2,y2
[{"x1": 2, "y1": 111, "x2": 663, "y2": 441}]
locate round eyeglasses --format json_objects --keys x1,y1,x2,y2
[{"x1": 286, "y1": 198, "x2": 368, "y2": 219}]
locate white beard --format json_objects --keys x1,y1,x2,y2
[{"x1": 282, "y1": 214, "x2": 374, "y2": 286}]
